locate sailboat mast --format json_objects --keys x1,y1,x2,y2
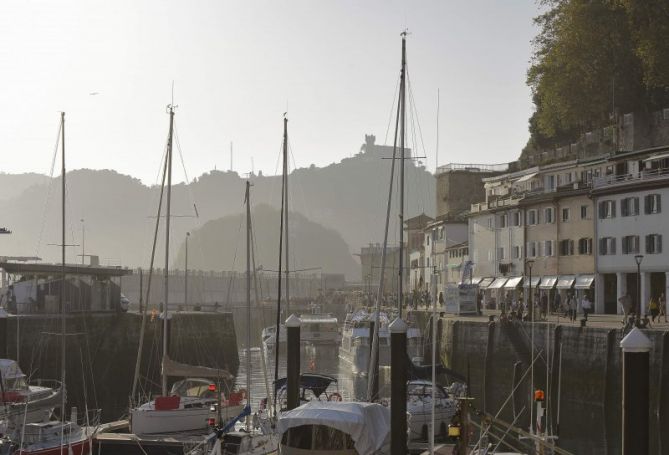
[
  {"x1": 283, "y1": 118, "x2": 290, "y2": 315},
  {"x1": 162, "y1": 106, "x2": 175, "y2": 397},
  {"x1": 60, "y1": 112, "x2": 67, "y2": 422},
  {"x1": 272, "y1": 116, "x2": 288, "y2": 415},
  {"x1": 398, "y1": 33, "x2": 407, "y2": 318},
  {"x1": 245, "y1": 181, "x2": 252, "y2": 428}
]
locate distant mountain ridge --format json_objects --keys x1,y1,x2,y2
[{"x1": 0, "y1": 140, "x2": 435, "y2": 280}]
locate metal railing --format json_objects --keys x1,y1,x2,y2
[
  {"x1": 437, "y1": 163, "x2": 509, "y2": 174},
  {"x1": 593, "y1": 167, "x2": 669, "y2": 188}
]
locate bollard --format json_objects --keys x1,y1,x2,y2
[
  {"x1": 620, "y1": 327, "x2": 651, "y2": 455},
  {"x1": 389, "y1": 318, "x2": 407, "y2": 455},
  {"x1": 285, "y1": 314, "x2": 301, "y2": 411}
]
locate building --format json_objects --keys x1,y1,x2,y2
[
  {"x1": 592, "y1": 149, "x2": 669, "y2": 315},
  {"x1": 358, "y1": 243, "x2": 402, "y2": 295},
  {"x1": 435, "y1": 163, "x2": 507, "y2": 218},
  {"x1": 445, "y1": 241, "x2": 469, "y2": 285},
  {"x1": 406, "y1": 214, "x2": 434, "y2": 291},
  {"x1": 422, "y1": 217, "x2": 468, "y2": 293}
]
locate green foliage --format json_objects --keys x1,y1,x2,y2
[{"x1": 526, "y1": 0, "x2": 669, "y2": 147}]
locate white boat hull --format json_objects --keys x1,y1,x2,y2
[{"x1": 130, "y1": 404, "x2": 244, "y2": 435}]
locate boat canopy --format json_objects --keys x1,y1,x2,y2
[
  {"x1": 162, "y1": 355, "x2": 234, "y2": 381},
  {"x1": 0, "y1": 359, "x2": 25, "y2": 380},
  {"x1": 274, "y1": 373, "x2": 337, "y2": 398},
  {"x1": 277, "y1": 401, "x2": 390, "y2": 455},
  {"x1": 574, "y1": 274, "x2": 595, "y2": 289}
]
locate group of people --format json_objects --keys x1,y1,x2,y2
[
  {"x1": 497, "y1": 290, "x2": 593, "y2": 322},
  {"x1": 618, "y1": 292, "x2": 667, "y2": 327}
]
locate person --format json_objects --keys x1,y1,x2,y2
[
  {"x1": 553, "y1": 291, "x2": 561, "y2": 314},
  {"x1": 540, "y1": 293, "x2": 548, "y2": 320},
  {"x1": 618, "y1": 293, "x2": 632, "y2": 325},
  {"x1": 649, "y1": 295, "x2": 660, "y2": 322},
  {"x1": 567, "y1": 292, "x2": 577, "y2": 322},
  {"x1": 660, "y1": 292, "x2": 667, "y2": 323},
  {"x1": 581, "y1": 293, "x2": 593, "y2": 320}
]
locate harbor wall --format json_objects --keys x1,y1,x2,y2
[
  {"x1": 417, "y1": 315, "x2": 669, "y2": 455},
  {"x1": 0, "y1": 312, "x2": 238, "y2": 422}
]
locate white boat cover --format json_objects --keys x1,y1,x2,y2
[
  {"x1": 0, "y1": 359, "x2": 24, "y2": 379},
  {"x1": 276, "y1": 401, "x2": 390, "y2": 455},
  {"x1": 162, "y1": 355, "x2": 234, "y2": 381}
]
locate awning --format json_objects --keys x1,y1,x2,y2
[
  {"x1": 539, "y1": 276, "x2": 558, "y2": 289},
  {"x1": 523, "y1": 276, "x2": 541, "y2": 288},
  {"x1": 574, "y1": 274, "x2": 595, "y2": 289},
  {"x1": 643, "y1": 152, "x2": 669, "y2": 163},
  {"x1": 504, "y1": 276, "x2": 523, "y2": 289},
  {"x1": 487, "y1": 277, "x2": 508, "y2": 289},
  {"x1": 515, "y1": 172, "x2": 538, "y2": 183},
  {"x1": 478, "y1": 277, "x2": 494, "y2": 289},
  {"x1": 556, "y1": 275, "x2": 576, "y2": 289},
  {"x1": 469, "y1": 276, "x2": 483, "y2": 285}
]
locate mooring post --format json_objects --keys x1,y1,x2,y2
[
  {"x1": 390, "y1": 317, "x2": 407, "y2": 455},
  {"x1": 286, "y1": 314, "x2": 301, "y2": 411},
  {"x1": 620, "y1": 327, "x2": 651, "y2": 455}
]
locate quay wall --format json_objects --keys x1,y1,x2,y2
[
  {"x1": 0, "y1": 312, "x2": 238, "y2": 422},
  {"x1": 417, "y1": 315, "x2": 669, "y2": 455}
]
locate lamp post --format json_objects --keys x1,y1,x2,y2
[
  {"x1": 80, "y1": 219, "x2": 85, "y2": 265},
  {"x1": 526, "y1": 259, "x2": 535, "y2": 320},
  {"x1": 634, "y1": 255, "x2": 644, "y2": 327},
  {"x1": 185, "y1": 232, "x2": 190, "y2": 308}
]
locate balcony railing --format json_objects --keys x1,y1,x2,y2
[
  {"x1": 438, "y1": 162, "x2": 509, "y2": 174},
  {"x1": 592, "y1": 167, "x2": 669, "y2": 189}
]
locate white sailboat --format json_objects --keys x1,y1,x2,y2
[{"x1": 129, "y1": 104, "x2": 243, "y2": 436}]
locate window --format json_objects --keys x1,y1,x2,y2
[
  {"x1": 488, "y1": 217, "x2": 494, "y2": 229},
  {"x1": 578, "y1": 238, "x2": 593, "y2": 255},
  {"x1": 426, "y1": 235, "x2": 430, "y2": 246},
  {"x1": 621, "y1": 197, "x2": 640, "y2": 216},
  {"x1": 559, "y1": 239, "x2": 574, "y2": 256},
  {"x1": 499, "y1": 214, "x2": 507, "y2": 228},
  {"x1": 512, "y1": 245, "x2": 522, "y2": 259},
  {"x1": 580, "y1": 205, "x2": 588, "y2": 219},
  {"x1": 622, "y1": 235, "x2": 640, "y2": 254},
  {"x1": 646, "y1": 234, "x2": 663, "y2": 254},
  {"x1": 599, "y1": 237, "x2": 616, "y2": 255},
  {"x1": 497, "y1": 247, "x2": 505, "y2": 260},
  {"x1": 544, "y1": 240, "x2": 554, "y2": 257},
  {"x1": 527, "y1": 210, "x2": 537, "y2": 225},
  {"x1": 598, "y1": 200, "x2": 616, "y2": 219},
  {"x1": 527, "y1": 242, "x2": 536, "y2": 258},
  {"x1": 544, "y1": 207, "x2": 554, "y2": 224},
  {"x1": 562, "y1": 208, "x2": 570, "y2": 222},
  {"x1": 605, "y1": 165, "x2": 614, "y2": 176},
  {"x1": 547, "y1": 175, "x2": 556, "y2": 190},
  {"x1": 512, "y1": 211, "x2": 522, "y2": 227},
  {"x1": 644, "y1": 194, "x2": 661, "y2": 214}
]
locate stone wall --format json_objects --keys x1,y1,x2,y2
[
  {"x1": 416, "y1": 314, "x2": 669, "y2": 454},
  {"x1": 0, "y1": 312, "x2": 238, "y2": 422}
]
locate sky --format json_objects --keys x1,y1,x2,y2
[{"x1": 0, "y1": 1, "x2": 539, "y2": 184}]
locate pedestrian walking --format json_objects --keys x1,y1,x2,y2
[
  {"x1": 540, "y1": 293, "x2": 548, "y2": 320},
  {"x1": 581, "y1": 294, "x2": 593, "y2": 320},
  {"x1": 567, "y1": 292, "x2": 577, "y2": 322},
  {"x1": 660, "y1": 292, "x2": 667, "y2": 323},
  {"x1": 618, "y1": 293, "x2": 632, "y2": 325},
  {"x1": 649, "y1": 295, "x2": 660, "y2": 322}
]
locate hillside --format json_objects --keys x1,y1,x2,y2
[
  {"x1": 0, "y1": 141, "x2": 434, "y2": 279},
  {"x1": 173, "y1": 204, "x2": 358, "y2": 276}
]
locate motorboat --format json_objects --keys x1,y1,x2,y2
[
  {"x1": 14, "y1": 420, "x2": 93, "y2": 455},
  {"x1": 276, "y1": 401, "x2": 390, "y2": 455},
  {"x1": 406, "y1": 380, "x2": 458, "y2": 442},
  {"x1": 338, "y1": 309, "x2": 422, "y2": 375},
  {"x1": 262, "y1": 313, "x2": 340, "y2": 355}
]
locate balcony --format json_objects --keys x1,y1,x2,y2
[{"x1": 592, "y1": 167, "x2": 669, "y2": 189}]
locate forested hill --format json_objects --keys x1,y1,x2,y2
[
  {"x1": 0, "y1": 146, "x2": 434, "y2": 279},
  {"x1": 523, "y1": 0, "x2": 669, "y2": 156}
]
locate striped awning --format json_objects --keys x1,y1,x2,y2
[
  {"x1": 556, "y1": 275, "x2": 576, "y2": 289},
  {"x1": 574, "y1": 275, "x2": 595, "y2": 289},
  {"x1": 504, "y1": 276, "x2": 523, "y2": 289},
  {"x1": 487, "y1": 277, "x2": 509, "y2": 289},
  {"x1": 539, "y1": 276, "x2": 558, "y2": 289},
  {"x1": 478, "y1": 277, "x2": 494, "y2": 289}
]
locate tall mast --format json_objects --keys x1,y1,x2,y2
[
  {"x1": 398, "y1": 32, "x2": 407, "y2": 318},
  {"x1": 59, "y1": 112, "x2": 67, "y2": 423},
  {"x1": 245, "y1": 180, "x2": 252, "y2": 429},
  {"x1": 283, "y1": 117, "x2": 290, "y2": 315},
  {"x1": 162, "y1": 105, "x2": 175, "y2": 397},
  {"x1": 272, "y1": 116, "x2": 288, "y2": 414}
]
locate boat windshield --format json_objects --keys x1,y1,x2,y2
[
  {"x1": 4, "y1": 375, "x2": 28, "y2": 391},
  {"x1": 170, "y1": 379, "x2": 216, "y2": 398}
]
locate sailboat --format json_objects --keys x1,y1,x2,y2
[
  {"x1": 129, "y1": 105, "x2": 243, "y2": 436},
  {"x1": 8, "y1": 113, "x2": 95, "y2": 455}
]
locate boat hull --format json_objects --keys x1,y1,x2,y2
[
  {"x1": 130, "y1": 404, "x2": 244, "y2": 435},
  {"x1": 18, "y1": 436, "x2": 91, "y2": 455}
]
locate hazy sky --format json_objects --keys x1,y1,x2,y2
[{"x1": 0, "y1": 1, "x2": 539, "y2": 184}]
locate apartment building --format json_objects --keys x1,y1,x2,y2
[{"x1": 422, "y1": 217, "x2": 468, "y2": 293}]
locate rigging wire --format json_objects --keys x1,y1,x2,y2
[
  {"x1": 34, "y1": 121, "x2": 63, "y2": 258},
  {"x1": 384, "y1": 74, "x2": 401, "y2": 145}
]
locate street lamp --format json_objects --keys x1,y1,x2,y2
[
  {"x1": 526, "y1": 259, "x2": 535, "y2": 320},
  {"x1": 634, "y1": 254, "x2": 644, "y2": 326}
]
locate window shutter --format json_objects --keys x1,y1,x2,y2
[
  {"x1": 622, "y1": 199, "x2": 628, "y2": 217},
  {"x1": 611, "y1": 238, "x2": 616, "y2": 254},
  {"x1": 657, "y1": 195, "x2": 662, "y2": 214},
  {"x1": 645, "y1": 195, "x2": 651, "y2": 214},
  {"x1": 599, "y1": 201, "x2": 605, "y2": 219},
  {"x1": 634, "y1": 197, "x2": 639, "y2": 215},
  {"x1": 646, "y1": 234, "x2": 651, "y2": 254},
  {"x1": 611, "y1": 201, "x2": 616, "y2": 217},
  {"x1": 659, "y1": 235, "x2": 663, "y2": 253}
]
